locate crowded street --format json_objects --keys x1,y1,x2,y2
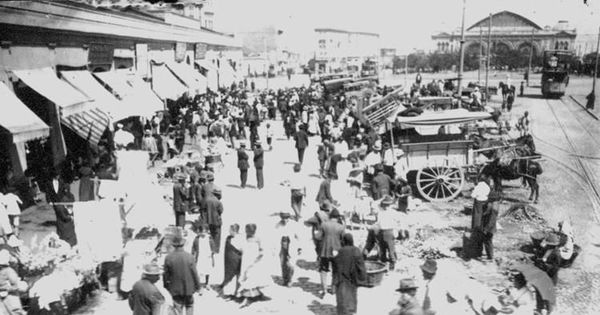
[{"x1": 1, "y1": 1, "x2": 600, "y2": 315}]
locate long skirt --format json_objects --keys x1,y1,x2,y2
[{"x1": 335, "y1": 281, "x2": 358, "y2": 315}]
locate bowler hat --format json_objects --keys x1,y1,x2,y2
[
  {"x1": 142, "y1": 262, "x2": 162, "y2": 275},
  {"x1": 329, "y1": 209, "x2": 341, "y2": 219},
  {"x1": 383, "y1": 142, "x2": 391, "y2": 150},
  {"x1": 319, "y1": 200, "x2": 334, "y2": 212},
  {"x1": 171, "y1": 234, "x2": 186, "y2": 247},
  {"x1": 212, "y1": 186, "x2": 222, "y2": 195},
  {"x1": 396, "y1": 278, "x2": 419, "y2": 292},
  {"x1": 206, "y1": 171, "x2": 215, "y2": 181},
  {"x1": 420, "y1": 259, "x2": 438, "y2": 274}
]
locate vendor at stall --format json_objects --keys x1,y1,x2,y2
[{"x1": 0, "y1": 249, "x2": 28, "y2": 314}]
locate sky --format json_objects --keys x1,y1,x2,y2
[{"x1": 212, "y1": 0, "x2": 600, "y2": 54}]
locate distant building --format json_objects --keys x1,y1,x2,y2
[
  {"x1": 314, "y1": 28, "x2": 380, "y2": 74},
  {"x1": 431, "y1": 11, "x2": 576, "y2": 59},
  {"x1": 380, "y1": 48, "x2": 397, "y2": 69}
]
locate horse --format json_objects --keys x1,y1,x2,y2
[{"x1": 473, "y1": 134, "x2": 542, "y2": 203}]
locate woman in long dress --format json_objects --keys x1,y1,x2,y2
[
  {"x1": 220, "y1": 224, "x2": 243, "y2": 298},
  {"x1": 192, "y1": 224, "x2": 214, "y2": 294},
  {"x1": 238, "y1": 223, "x2": 271, "y2": 308}
]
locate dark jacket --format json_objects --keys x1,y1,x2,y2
[
  {"x1": 372, "y1": 172, "x2": 394, "y2": 200},
  {"x1": 203, "y1": 195, "x2": 223, "y2": 226},
  {"x1": 482, "y1": 202, "x2": 499, "y2": 234},
  {"x1": 333, "y1": 245, "x2": 367, "y2": 315},
  {"x1": 172, "y1": 182, "x2": 189, "y2": 213},
  {"x1": 253, "y1": 148, "x2": 264, "y2": 168},
  {"x1": 389, "y1": 298, "x2": 424, "y2": 315},
  {"x1": 237, "y1": 148, "x2": 250, "y2": 170},
  {"x1": 54, "y1": 189, "x2": 77, "y2": 247},
  {"x1": 190, "y1": 183, "x2": 203, "y2": 208},
  {"x1": 319, "y1": 220, "x2": 345, "y2": 258},
  {"x1": 128, "y1": 278, "x2": 165, "y2": 315},
  {"x1": 315, "y1": 179, "x2": 334, "y2": 205},
  {"x1": 163, "y1": 248, "x2": 201, "y2": 296},
  {"x1": 295, "y1": 130, "x2": 309, "y2": 149},
  {"x1": 201, "y1": 182, "x2": 215, "y2": 199}
]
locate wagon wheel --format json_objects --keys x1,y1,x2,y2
[{"x1": 416, "y1": 161, "x2": 465, "y2": 202}]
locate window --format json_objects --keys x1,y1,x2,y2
[{"x1": 319, "y1": 39, "x2": 326, "y2": 49}]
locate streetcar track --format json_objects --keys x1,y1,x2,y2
[{"x1": 545, "y1": 98, "x2": 600, "y2": 222}]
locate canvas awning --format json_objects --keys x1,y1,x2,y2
[
  {"x1": 93, "y1": 72, "x2": 164, "y2": 118},
  {"x1": 195, "y1": 59, "x2": 218, "y2": 72},
  {"x1": 60, "y1": 70, "x2": 129, "y2": 121},
  {"x1": 393, "y1": 109, "x2": 492, "y2": 127},
  {"x1": 166, "y1": 62, "x2": 207, "y2": 95},
  {"x1": 217, "y1": 62, "x2": 239, "y2": 88},
  {"x1": 194, "y1": 60, "x2": 218, "y2": 91},
  {"x1": 151, "y1": 63, "x2": 188, "y2": 101},
  {"x1": 11, "y1": 68, "x2": 91, "y2": 117},
  {"x1": 0, "y1": 81, "x2": 49, "y2": 143},
  {"x1": 61, "y1": 106, "x2": 110, "y2": 147}
]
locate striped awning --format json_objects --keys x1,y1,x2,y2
[
  {"x1": 0, "y1": 81, "x2": 50, "y2": 142},
  {"x1": 61, "y1": 107, "x2": 110, "y2": 147},
  {"x1": 12, "y1": 68, "x2": 92, "y2": 116}
]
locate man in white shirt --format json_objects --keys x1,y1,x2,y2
[
  {"x1": 288, "y1": 164, "x2": 306, "y2": 220},
  {"x1": 0, "y1": 190, "x2": 21, "y2": 236},
  {"x1": 382, "y1": 143, "x2": 404, "y2": 179},
  {"x1": 471, "y1": 175, "x2": 491, "y2": 258},
  {"x1": 375, "y1": 196, "x2": 399, "y2": 270}
]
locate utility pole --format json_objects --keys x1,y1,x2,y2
[
  {"x1": 485, "y1": 13, "x2": 492, "y2": 103},
  {"x1": 527, "y1": 29, "x2": 534, "y2": 87},
  {"x1": 478, "y1": 26, "x2": 482, "y2": 83},
  {"x1": 457, "y1": 0, "x2": 467, "y2": 97},
  {"x1": 592, "y1": 26, "x2": 600, "y2": 99},
  {"x1": 404, "y1": 55, "x2": 408, "y2": 89}
]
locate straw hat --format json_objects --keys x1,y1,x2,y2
[{"x1": 142, "y1": 262, "x2": 162, "y2": 276}]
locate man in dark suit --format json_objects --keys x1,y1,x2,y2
[
  {"x1": 163, "y1": 234, "x2": 200, "y2": 315},
  {"x1": 315, "y1": 173, "x2": 335, "y2": 206},
  {"x1": 202, "y1": 186, "x2": 224, "y2": 253},
  {"x1": 253, "y1": 141, "x2": 264, "y2": 189},
  {"x1": 481, "y1": 193, "x2": 499, "y2": 260},
  {"x1": 318, "y1": 209, "x2": 345, "y2": 297},
  {"x1": 294, "y1": 124, "x2": 309, "y2": 165},
  {"x1": 172, "y1": 175, "x2": 189, "y2": 227},
  {"x1": 200, "y1": 171, "x2": 215, "y2": 199},
  {"x1": 129, "y1": 263, "x2": 165, "y2": 315},
  {"x1": 333, "y1": 233, "x2": 366, "y2": 315},
  {"x1": 53, "y1": 184, "x2": 77, "y2": 247},
  {"x1": 237, "y1": 142, "x2": 250, "y2": 188}
]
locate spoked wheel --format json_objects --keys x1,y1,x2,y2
[{"x1": 416, "y1": 162, "x2": 465, "y2": 202}]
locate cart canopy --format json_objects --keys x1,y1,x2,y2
[{"x1": 390, "y1": 109, "x2": 492, "y2": 127}]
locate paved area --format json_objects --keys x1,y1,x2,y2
[{"x1": 60, "y1": 71, "x2": 600, "y2": 314}]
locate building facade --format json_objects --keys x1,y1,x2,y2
[
  {"x1": 431, "y1": 11, "x2": 576, "y2": 62},
  {"x1": 314, "y1": 28, "x2": 380, "y2": 74},
  {"x1": 0, "y1": 0, "x2": 241, "y2": 181}
]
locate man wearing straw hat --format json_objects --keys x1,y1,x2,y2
[
  {"x1": 390, "y1": 278, "x2": 423, "y2": 315},
  {"x1": 129, "y1": 262, "x2": 165, "y2": 315},
  {"x1": 253, "y1": 141, "x2": 265, "y2": 189},
  {"x1": 163, "y1": 233, "x2": 201, "y2": 315}
]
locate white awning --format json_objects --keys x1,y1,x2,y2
[
  {"x1": 394, "y1": 109, "x2": 493, "y2": 127},
  {"x1": 166, "y1": 62, "x2": 207, "y2": 95},
  {"x1": 12, "y1": 67, "x2": 91, "y2": 116},
  {"x1": 195, "y1": 59, "x2": 218, "y2": 72},
  {"x1": 60, "y1": 70, "x2": 129, "y2": 121},
  {"x1": 94, "y1": 72, "x2": 164, "y2": 118},
  {"x1": 0, "y1": 81, "x2": 49, "y2": 143},
  {"x1": 151, "y1": 63, "x2": 188, "y2": 101}
]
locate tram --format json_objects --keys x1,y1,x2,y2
[{"x1": 541, "y1": 50, "x2": 573, "y2": 98}]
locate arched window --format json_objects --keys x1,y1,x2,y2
[
  {"x1": 564, "y1": 42, "x2": 568, "y2": 50},
  {"x1": 555, "y1": 42, "x2": 559, "y2": 50}
]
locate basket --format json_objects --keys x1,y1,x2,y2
[{"x1": 360, "y1": 261, "x2": 387, "y2": 287}]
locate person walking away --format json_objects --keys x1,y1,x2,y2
[
  {"x1": 295, "y1": 125, "x2": 309, "y2": 165},
  {"x1": 317, "y1": 140, "x2": 330, "y2": 177},
  {"x1": 317, "y1": 209, "x2": 345, "y2": 298},
  {"x1": 304, "y1": 200, "x2": 333, "y2": 261},
  {"x1": 163, "y1": 233, "x2": 201, "y2": 315},
  {"x1": 289, "y1": 164, "x2": 306, "y2": 220},
  {"x1": 128, "y1": 263, "x2": 165, "y2": 315},
  {"x1": 266, "y1": 123, "x2": 274, "y2": 151},
  {"x1": 275, "y1": 212, "x2": 301, "y2": 287},
  {"x1": 519, "y1": 81, "x2": 525, "y2": 97},
  {"x1": 415, "y1": 70, "x2": 422, "y2": 85},
  {"x1": 396, "y1": 178, "x2": 412, "y2": 213},
  {"x1": 481, "y1": 193, "x2": 499, "y2": 261},
  {"x1": 238, "y1": 224, "x2": 271, "y2": 308},
  {"x1": 142, "y1": 130, "x2": 159, "y2": 166},
  {"x1": 516, "y1": 111, "x2": 530, "y2": 136},
  {"x1": 0, "y1": 249, "x2": 28, "y2": 315},
  {"x1": 221, "y1": 224, "x2": 243, "y2": 299},
  {"x1": 0, "y1": 189, "x2": 21, "y2": 237},
  {"x1": 371, "y1": 165, "x2": 395, "y2": 200},
  {"x1": 253, "y1": 141, "x2": 265, "y2": 189},
  {"x1": 470, "y1": 175, "x2": 490, "y2": 259},
  {"x1": 333, "y1": 233, "x2": 366, "y2": 315},
  {"x1": 316, "y1": 173, "x2": 336, "y2": 206},
  {"x1": 390, "y1": 279, "x2": 424, "y2": 315},
  {"x1": 377, "y1": 196, "x2": 399, "y2": 270},
  {"x1": 191, "y1": 224, "x2": 215, "y2": 295},
  {"x1": 506, "y1": 90, "x2": 515, "y2": 112},
  {"x1": 172, "y1": 175, "x2": 190, "y2": 227},
  {"x1": 237, "y1": 142, "x2": 250, "y2": 188},
  {"x1": 203, "y1": 186, "x2": 223, "y2": 254}
]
